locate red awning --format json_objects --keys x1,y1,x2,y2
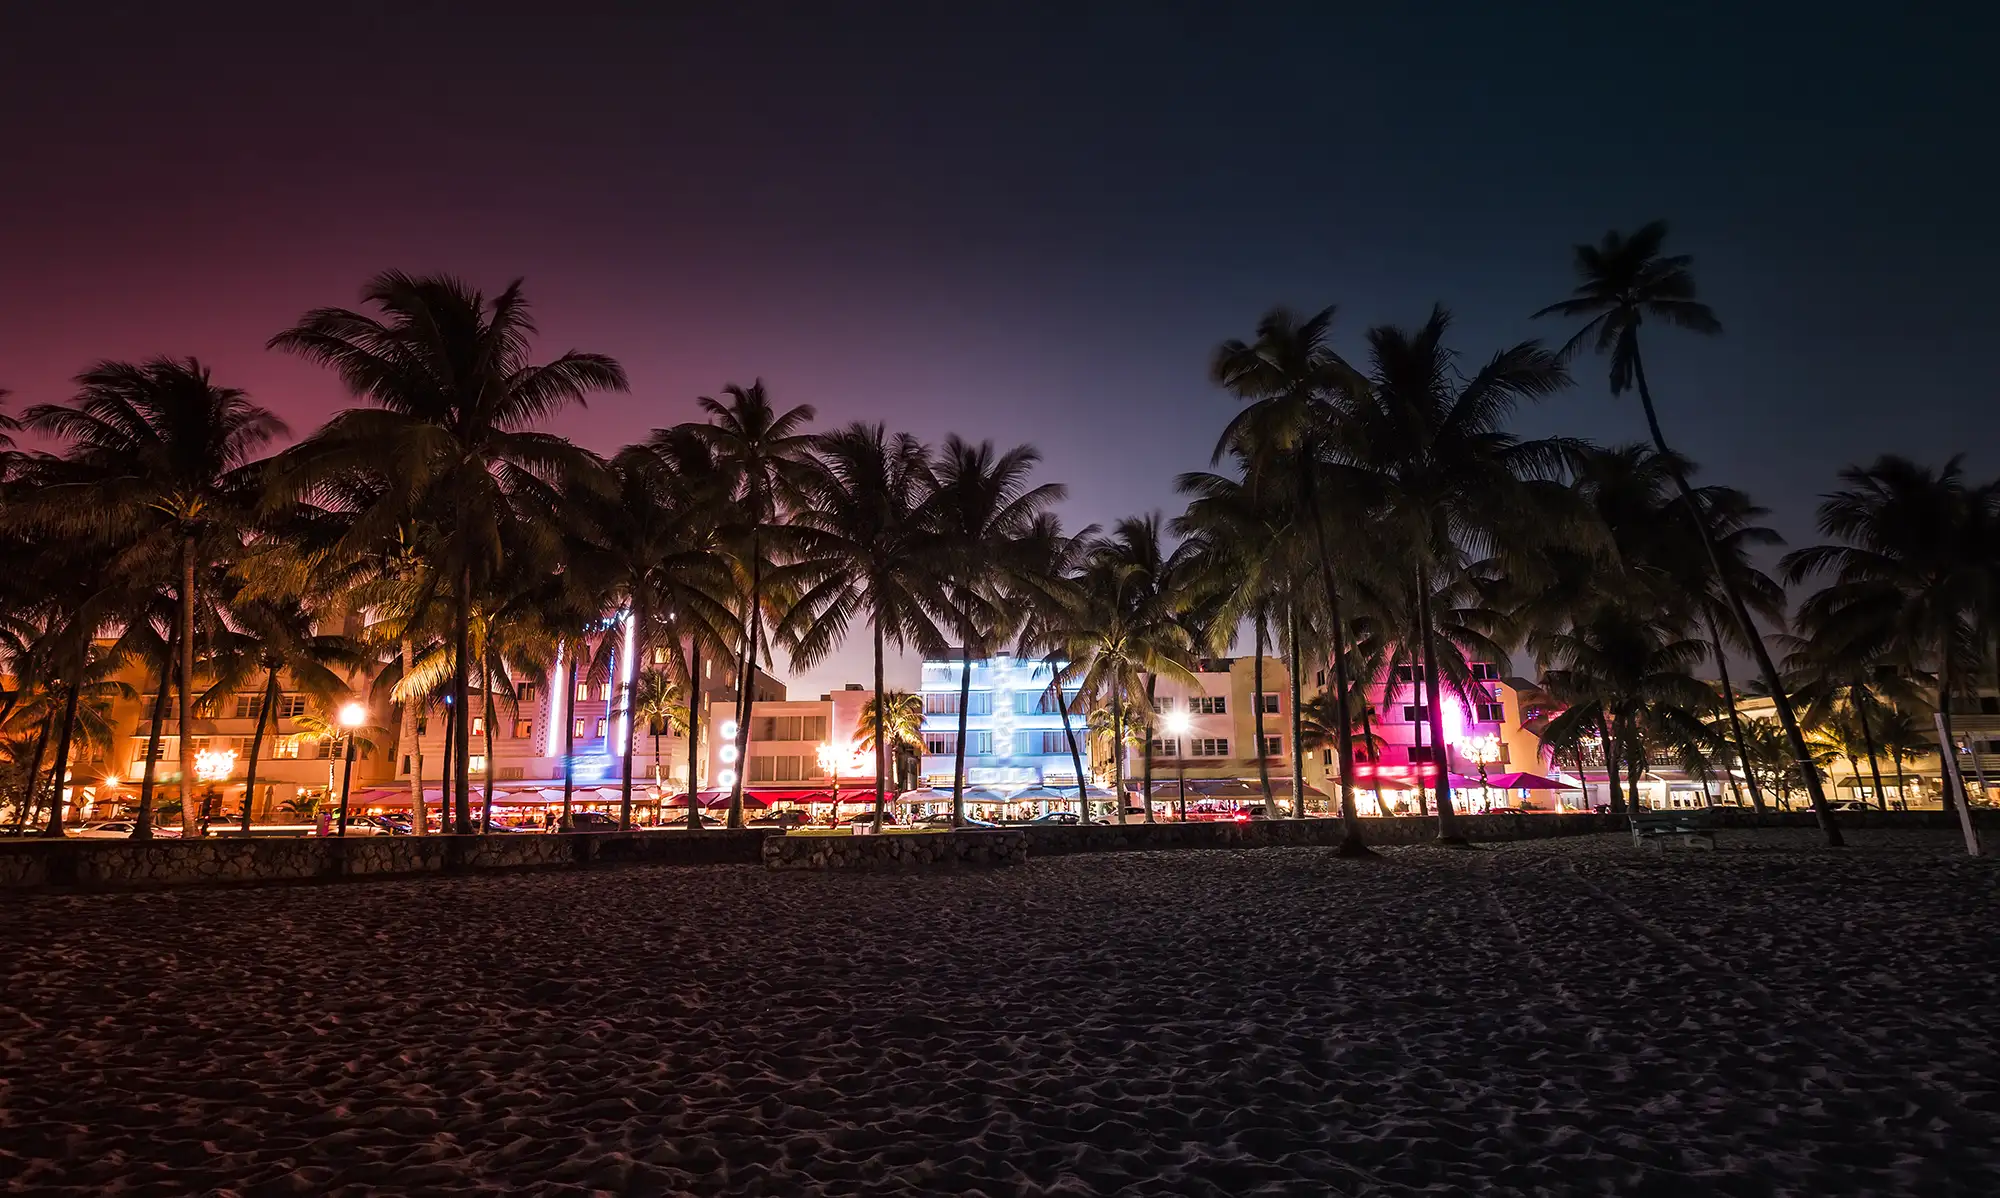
[{"x1": 1485, "y1": 771, "x2": 1579, "y2": 790}]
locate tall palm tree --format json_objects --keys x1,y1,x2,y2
[
  {"x1": 630, "y1": 667, "x2": 688, "y2": 793},
  {"x1": 1060, "y1": 518, "x2": 1199, "y2": 824},
  {"x1": 1011, "y1": 514, "x2": 1099, "y2": 817},
  {"x1": 270, "y1": 272, "x2": 624, "y2": 833},
  {"x1": 1535, "y1": 222, "x2": 1838, "y2": 841},
  {"x1": 1211, "y1": 307, "x2": 1373, "y2": 853},
  {"x1": 680, "y1": 382, "x2": 817, "y2": 829},
  {"x1": 779, "y1": 424, "x2": 947, "y2": 832},
  {"x1": 20, "y1": 358, "x2": 284, "y2": 836},
  {"x1": 929, "y1": 437, "x2": 1064, "y2": 825},
  {"x1": 1537, "y1": 608, "x2": 1715, "y2": 814},
  {"x1": 1343, "y1": 307, "x2": 1571, "y2": 843},
  {"x1": 1783, "y1": 456, "x2": 1987, "y2": 822}
]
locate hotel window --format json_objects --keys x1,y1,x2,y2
[
  {"x1": 1152, "y1": 696, "x2": 1175, "y2": 714},
  {"x1": 598, "y1": 682, "x2": 612, "y2": 701},
  {"x1": 469, "y1": 754, "x2": 487, "y2": 773},
  {"x1": 575, "y1": 680, "x2": 589, "y2": 702},
  {"x1": 967, "y1": 692, "x2": 992, "y2": 716},
  {"x1": 193, "y1": 699, "x2": 219, "y2": 719},
  {"x1": 234, "y1": 694, "x2": 264, "y2": 720},
  {"x1": 272, "y1": 736, "x2": 300, "y2": 759},
  {"x1": 1039, "y1": 730, "x2": 1072, "y2": 755},
  {"x1": 1191, "y1": 738, "x2": 1229, "y2": 757},
  {"x1": 1408, "y1": 745, "x2": 1441, "y2": 764},
  {"x1": 1150, "y1": 738, "x2": 1179, "y2": 757},
  {"x1": 1471, "y1": 663, "x2": 1500, "y2": 681},
  {"x1": 1261, "y1": 735, "x2": 1282, "y2": 757},
  {"x1": 512, "y1": 719, "x2": 533, "y2": 739},
  {"x1": 1258, "y1": 693, "x2": 1280, "y2": 714},
  {"x1": 1473, "y1": 702, "x2": 1503, "y2": 723},
  {"x1": 1402, "y1": 705, "x2": 1430, "y2": 722},
  {"x1": 470, "y1": 715, "x2": 485, "y2": 736},
  {"x1": 595, "y1": 718, "x2": 608, "y2": 739},
  {"x1": 1189, "y1": 696, "x2": 1226, "y2": 715},
  {"x1": 758, "y1": 715, "x2": 829, "y2": 742},
  {"x1": 278, "y1": 695, "x2": 307, "y2": 718},
  {"x1": 923, "y1": 732, "x2": 957, "y2": 756},
  {"x1": 652, "y1": 646, "x2": 671, "y2": 665},
  {"x1": 1316, "y1": 669, "x2": 1326, "y2": 687},
  {"x1": 969, "y1": 731, "x2": 993, "y2": 756},
  {"x1": 749, "y1": 754, "x2": 808, "y2": 783},
  {"x1": 573, "y1": 717, "x2": 587, "y2": 738},
  {"x1": 517, "y1": 681, "x2": 537, "y2": 701},
  {"x1": 1323, "y1": 749, "x2": 1335, "y2": 766},
  {"x1": 923, "y1": 692, "x2": 960, "y2": 716}
]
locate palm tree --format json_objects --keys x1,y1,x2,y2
[
  {"x1": 1011, "y1": 514, "x2": 1099, "y2": 817},
  {"x1": 270, "y1": 272, "x2": 625, "y2": 833},
  {"x1": 1342, "y1": 307, "x2": 1571, "y2": 842},
  {"x1": 1059, "y1": 518, "x2": 1199, "y2": 824},
  {"x1": 630, "y1": 667, "x2": 688, "y2": 793},
  {"x1": 855, "y1": 691, "x2": 924, "y2": 795},
  {"x1": 18, "y1": 360, "x2": 283, "y2": 836},
  {"x1": 203, "y1": 593, "x2": 362, "y2": 831},
  {"x1": 680, "y1": 382, "x2": 817, "y2": 829},
  {"x1": 779, "y1": 424, "x2": 947, "y2": 832},
  {"x1": 929, "y1": 436, "x2": 1063, "y2": 826},
  {"x1": 1783, "y1": 456, "x2": 1987, "y2": 822},
  {"x1": 1535, "y1": 223, "x2": 1838, "y2": 842},
  {"x1": 1211, "y1": 307, "x2": 1372, "y2": 852}
]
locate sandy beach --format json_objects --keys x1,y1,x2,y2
[{"x1": 2, "y1": 827, "x2": 1996, "y2": 1196}]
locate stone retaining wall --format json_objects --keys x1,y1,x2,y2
[
  {"x1": 763, "y1": 829, "x2": 1029, "y2": 871},
  {"x1": 0, "y1": 828, "x2": 776, "y2": 892}
]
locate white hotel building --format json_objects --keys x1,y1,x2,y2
[{"x1": 918, "y1": 656, "x2": 1087, "y2": 789}]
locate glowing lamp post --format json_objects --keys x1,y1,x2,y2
[
  {"x1": 1165, "y1": 710, "x2": 1192, "y2": 822},
  {"x1": 335, "y1": 701, "x2": 366, "y2": 836},
  {"x1": 1456, "y1": 733, "x2": 1502, "y2": 812}
]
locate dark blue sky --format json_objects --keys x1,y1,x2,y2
[{"x1": 2, "y1": 2, "x2": 1992, "y2": 693}]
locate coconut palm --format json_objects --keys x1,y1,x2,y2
[
  {"x1": 270, "y1": 272, "x2": 625, "y2": 833},
  {"x1": 779, "y1": 423, "x2": 947, "y2": 832},
  {"x1": 1536, "y1": 607, "x2": 1714, "y2": 814},
  {"x1": 928, "y1": 436, "x2": 1064, "y2": 825},
  {"x1": 1011, "y1": 514, "x2": 1099, "y2": 817},
  {"x1": 18, "y1": 359, "x2": 284, "y2": 835},
  {"x1": 629, "y1": 667, "x2": 688, "y2": 792},
  {"x1": 677, "y1": 382, "x2": 817, "y2": 828},
  {"x1": 1783, "y1": 456, "x2": 1988, "y2": 821},
  {"x1": 1535, "y1": 223, "x2": 1837, "y2": 839},
  {"x1": 855, "y1": 691, "x2": 925, "y2": 794},
  {"x1": 1211, "y1": 307, "x2": 1374, "y2": 851},
  {"x1": 1340, "y1": 307, "x2": 1571, "y2": 842}
]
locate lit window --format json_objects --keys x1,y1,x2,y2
[
  {"x1": 470, "y1": 716, "x2": 485, "y2": 736},
  {"x1": 573, "y1": 717, "x2": 587, "y2": 738},
  {"x1": 1261, "y1": 735, "x2": 1281, "y2": 757},
  {"x1": 595, "y1": 718, "x2": 608, "y2": 739},
  {"x1": 470, "y1": 755, "x2": 488, "y2": 773},
  {"x1": 513, "y1": 719, "x2": 533, "y2": 739},
  {"x1": 575, "y1": 681, "x2": 589, "y2": 701}
]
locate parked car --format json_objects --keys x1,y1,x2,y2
[
  {"x1": 916, "y1": 813, "x2": 999, "y2": 828},
  {"x1": 1827, "y1": 799, "x2": 1871, "y2": 812},
  {"x1": 748, "y1": 810, "x2": 806, "y2": 829},
  {"x1": 73, "y1": 820, "x2": 179, "y2": 839},
  {"x1": 1024, "y1": 811, "x2": 1079, "y2": 825},
  {"x1": 847, "y1": 811, "x2": 899, "y2": 826},
  {"x1": 567, "y1": 810, "x2": 620, "y2": 831}
]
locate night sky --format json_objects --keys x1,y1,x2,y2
[{"x1": 3, "y1": 2, "x2": 1992, "y2": 696}]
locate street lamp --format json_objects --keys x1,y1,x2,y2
[
  {"x1": 335, "y1": 701, "x2": 366, "y2": 836},
  {"x1": 1456, "y1": 733, "x2": 1502, "y2": 812},
  {"x1": 1165, "y1": 710, "x2": 1192, "y2": 822}
]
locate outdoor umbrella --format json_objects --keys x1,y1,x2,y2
[
  {"x1": 705, "y1": 792, "x2": 770, "y2": 810},
  {"x1": 1487, "y1": 771, "x2": 1578, "y2": 790}
]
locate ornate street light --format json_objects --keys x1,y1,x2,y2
[
  {"x1": 336, "y1": 701, "x2": 366, "y2": 836},
  {"x1": 1165, "y1": 710, "x2": 1192, "y2": 821}
]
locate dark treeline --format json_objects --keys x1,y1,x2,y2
[{"x1": 3, "y1": 227, "x2": 1995, "y2": 850}]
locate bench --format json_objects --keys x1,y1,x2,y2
[{"x1": 1630, "y1": 809, "x2": 1716, "y2": 852}]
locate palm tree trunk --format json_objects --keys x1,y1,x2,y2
[
  {"x1": 619, "y1": 605, "x2": 644, "y2": 831},
  {"x1": 1416, "y1": 564, "x2": 1462, "y2": 843},
  {"x1": 402, "y1": 637, "x2": 424, "y2": 836},
  {"x1": 13, "y1": 716, "x2": 50, "y2": 837},
  {"x1": 1112, "y1": 700, "x2": 1127, "y2": 825},
  {"x1": 1285, "y1": 602, "x2": 1305, "y2": 819},
  {"x1": 241, "y1": 666, "x2": 278, "y2": 833},
  {"x1": 481, "y1": 686, "x2": 496, "y2": 831},
  {"x1": 952, "y1": 638, "x2": 973, "y2": 826},
  {"x1": 1054, "y1": 663, "x2": 1088, "y2": 824},
  {"x1": 1705, "y1": 608, "x2": 1765, "y2": 815},
  {"x1": 1360, "y1": 684, "x2": 1384, "y2": 818},
  {"x1": 40, "y1": 685, "x2": 81, "y2": 837},
  {"x1": 1629, "y1": 345, "x2": 1838, "y2": 845},
  {"x1": 685, "y1": 639, "x2": 704, "y2": 831},
  {"x1": 440, "y1": 701, "x2": 454, "y2": 829},
  {"x1": 452, "y1": 562, "x2": 473, "y2": 835},
  {"x1": 562, "y1": 652, "x2": 578, "y2": 832},
  {"x1": 871, "y1": 618, "x2": 888, "y2": 833},
  {"x1": 1936, "y1": 660, "x2": 1965, "y2": 819},
  {"x1": 178, "y1": 537, "x2": 200, "y2": 837},
  {"x1": 1851, "y1": 682, "x2": 1888, "y2": 812},
  {"x1": 729, "y1": 546, "x2": 763, "y2": 829},
  {"x1": 133, "y1": 625, "x2": 176, "y2": 840},
  {"x1": 1598, "y1": 711, "x2": 1622, "y2": 815},
  {"x1": 1142, "y1": 675, "x2": 1157, "y2": 824},
  {"x1": 1300, "y1": 463, "x2": 1366, "y2": 854},
  {"x1": 1252, "y1": 608, "x2": 1274, "y2": 810}
]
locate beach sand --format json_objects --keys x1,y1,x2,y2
[{"x1": 2, "y1": 827, "x2": 1995, "y2": 1195}]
